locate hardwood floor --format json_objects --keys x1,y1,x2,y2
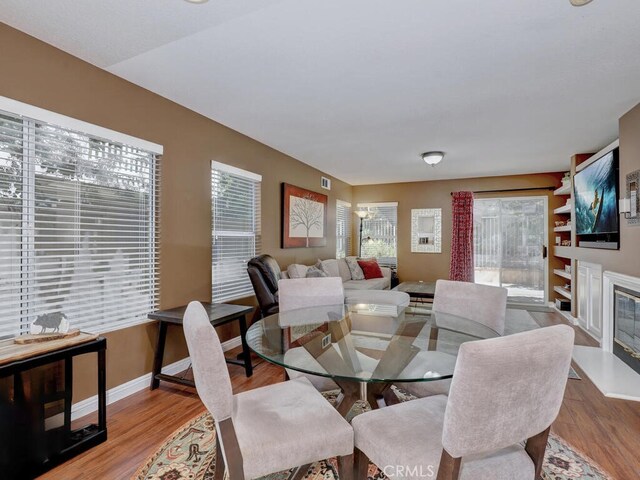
[{"x1": 39, "y1": 312, "x2": 640, "y2": 480}]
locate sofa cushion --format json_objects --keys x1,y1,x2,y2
[
  {"x1": 305, "y1": 266, "x2": 328, "y2": 278},
  {"x1": 318, "y1": 259, "x2": 341, "y2": 278},
  {"x1": 337, "y1": 258, "x2": 352, "y2": 282},
  {"x1": 343, "y1": 277, "x2": 390, "y2": 290},
  {"x1": 287, "y1": 264, "x2": 309, "y2": 279},
  {"x1": 357, "y1": 259, "x2": 384, "y2": 279},
  {"x1": 345, "y1": 256, "x2": 365, "y2": 280}
]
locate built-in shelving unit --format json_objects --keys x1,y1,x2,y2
[
  {"x1": 553, "y1": 204, "x2": 572, "y2": 215},
  {"x1": 552, "y1": 176, "x2": 574, "y2": 315},
  {"x1": 554, "y1": 285, "x2": 572, "y2": 299},
  {"x1": 553, "y1": 268, "x2": 572, "y2": 280}
]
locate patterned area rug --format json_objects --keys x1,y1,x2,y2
[{"x1": 135, "y1": 389, "x2": 609, "y2": 480}]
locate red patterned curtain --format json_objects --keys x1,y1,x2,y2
[{"x1": 450, "y1": 191, "x2": 475, "y2": 282}]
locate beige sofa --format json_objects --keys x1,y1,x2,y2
[{"x1": 281, "y1": 257, "x2": 391, "y2": 290}]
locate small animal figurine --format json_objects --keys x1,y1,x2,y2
[{"x1": 33, "y1": 312, "x2": 67, "y2": 333}]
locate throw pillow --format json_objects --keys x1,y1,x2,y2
[
  {"x1": 357, "y1": 259, "x2": 383, "y2": 279},
  {"x1": 345, "y1": 256, "x2": 365, "y2": 280},
  {"x1": 318, "y1": 259, "x2": 340, "y2": 278},
  {"x1": 337, "y1": 258, "x2": 352, "y2": 282},
  {"x1": 287, "y1": 264, "x2": 309, "y2": 279},
  {"x1": 305, "y1": 266, "x2": 328, "y2": 278}
]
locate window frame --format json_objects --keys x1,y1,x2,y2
[
  {"x1": 0, "y1": 96, "x2": 162, "y2": 337},
  {"x1": 211, "y1": 161, "x2": 262, "y2": 303},
  {"x1": 336, "y1": 199, "x2": 352, "y2": 259},
  {"x1": 357, "y1": 202, "x2": 398, "y2": 268}
]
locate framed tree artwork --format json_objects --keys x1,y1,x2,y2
[{"x1": 282, "y1": 183, "x2": 328, "y2": 248}]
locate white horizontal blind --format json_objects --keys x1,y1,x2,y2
[
  {"x1": 212, "y1": 162, "x2": 261, "y2": 302},
  {"x1": 358, "y1": 202, "x2": 398, "y2": 268},
  {"x1": 0, "y1": 109, "x2": 159, "y2": 338},
  {"x1": 336, "y1": 200, "x2": 351, "y2": 258}
]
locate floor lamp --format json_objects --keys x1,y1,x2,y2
[{"x1": 354, "y1": 210, "x2": 369, "y2": 257}]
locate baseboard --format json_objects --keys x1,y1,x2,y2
[
  {"x1": 549, "y1": 303, "x2": 579, "y2": 326},
  {"x1": 71, "y1": 335, "x2": 242, "y2": 421}
]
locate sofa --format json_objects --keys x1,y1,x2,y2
[{"x1": 280, "y1": 257, "x2": 391, "y2": 290}]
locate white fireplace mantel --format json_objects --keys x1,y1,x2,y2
[
  {"x1": 572, "y1": 270, "x2": 640, "y2": 402},
  {"x1": 602, "y1": 271, "x2": 640, "y2": 353}
]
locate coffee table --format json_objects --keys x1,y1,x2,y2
[
  {"x1": 393, "y1": 281, "x2": 436, "y2": 304},
  {"x1": 245, "y1": 303, "x2": 498, "y2": 417}
]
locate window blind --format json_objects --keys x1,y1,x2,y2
[
  {"x1": 211, "y1": 162, "x2": 261, "y2": 303},
  {"x1": 336, "y1": 200, "x2": 352, "y2": 258},
  {"x1": 0, "y1": 109, "x2": 160, "y2": 339},
  {"x1": 358, "y1": 202, "x2": 398, "y2": 268}
]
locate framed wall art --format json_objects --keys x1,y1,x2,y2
[
  {"x1": 411, "y1": 208, "x2": 442, "y2": 253},
  {"x1": 282, "y1": 183, "x2": 328, "y2": 248}
]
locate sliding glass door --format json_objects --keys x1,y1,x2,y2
[{"x1": 474, "y1": 196, "x2": 548, "y2": 305}]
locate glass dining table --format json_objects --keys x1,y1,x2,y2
[{"x1": 245, "y1": 303, "x2": 499, "y2": 417}]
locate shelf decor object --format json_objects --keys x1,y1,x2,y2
[{"x1": 626, "y1": 170, "x2": 640, "y2": 226}]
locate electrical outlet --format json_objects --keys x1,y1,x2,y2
[{"x1": 321, "y1": 334, "x2": 331, "y2": 348}]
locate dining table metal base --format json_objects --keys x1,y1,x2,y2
[{"x1": 333, "y1": 380, "x2": 401, "y2": 417}]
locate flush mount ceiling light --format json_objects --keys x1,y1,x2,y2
[
  {"x1": 570, "y1": 0, "x2": 594, "y2": 6},
  {"x1": 421, "y1": 151, "x2": 445, "y2": 166},
  {"x1": 184, "y1": 0, "x2": 209, "y2": 3}
]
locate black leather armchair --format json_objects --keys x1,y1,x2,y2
[{"x1": 247, "y1": 254, "x2": 281, "y2": 319}]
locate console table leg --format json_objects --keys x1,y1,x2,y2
[
  {"x1": 150, "y1": 321, "x2": 167, "y2": 390},
  {"x1": 98, "y1": 347, "x2": 107, "y2": 431}
]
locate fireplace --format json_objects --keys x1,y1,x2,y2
[
  {"x1": 614, "y1": 285, "x2": 640, "y2": 375},
  {"x1": 573, "y1": 271, "x2": 640, "y2": 402}
]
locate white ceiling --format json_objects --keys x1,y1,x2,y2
[{"x1": 2, "y1": 0, "x2": 640, "y2": 185}]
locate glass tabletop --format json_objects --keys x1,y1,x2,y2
[{"x1": 246, "y1": 303, "x2": 499, "y2": 384}]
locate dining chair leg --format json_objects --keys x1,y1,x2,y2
[
  {"x1": 338, "y1": 453, "x2": 354, "y2": 480},
  {"x1": 354, "y1": 448, "x2": 369, "y2": 480},
  {"x1": 214, "y1": 432, "x2": 225, "y2": 480},
  {"x1": 525, "y1": 426, "x2": 551, "y2": 480},
  {"x1": 291, "y1": 463, "x2": 312, "y2": 480},
  {"x1": 436, "y1": 449, "x2": 461, "y2": 480}
]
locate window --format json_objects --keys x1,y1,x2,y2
[
  {"x1": 211, "y1": 162, "x2": 261, "y2": 302},
  {"x1": 358, "y1": 202, "x2": 398, "y2": 268},
  {"x1": 336, "y1": 200, "x2": 352, "y2": 258},
  {"x1": 0, "y1": 100, "x2": 160, "y2": 339}
]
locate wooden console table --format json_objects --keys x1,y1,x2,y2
[
  {"x1": 149, "y1": 302, "x2": 254, "y2": 390},
  {"x1": 0, "y1": 334, "x2": 107, "y2": 478}
]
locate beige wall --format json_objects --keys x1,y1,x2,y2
[
  {"x1": 0, "y1": 24, "x2": 352, "y2": 401},
  {"x1": 352, "y1": 173, "x2": 565, "y2": 295},
  {"x1": 567, "y1": 104, "x2": 640, "y2": 276}
]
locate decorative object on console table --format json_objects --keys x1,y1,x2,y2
[
  {"x1": 281, "y1": 183, "x2": 328, "y2": 248},
  {"x1": 410, "y1": 208, "x2": 442, "y2": 253}
]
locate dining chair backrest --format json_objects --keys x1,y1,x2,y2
[
  {"x1": 433, "y1": 279, "x2": 508, "y2": 335},
  {"x1": 278, "y1": 277, "x2": 345, "y2": 312},
  {"x1": 183, "y1": 301, "x2": 234, "y2": 423},
  {"x1": 442, "y1": 324, "x2": 574, "y2": 458}
]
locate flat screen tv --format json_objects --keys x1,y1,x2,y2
[{"x1": 573, "y1": 148, "x2": 619, "y2": 248}]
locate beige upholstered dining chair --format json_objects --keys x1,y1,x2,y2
[
  {"x1": 183, "y1": 301, "x2": 354, "y2": 480},
  {"x1": 430, "y1": 280, "x2": 508, "y2": 335},
  {"x1": 278, "y1": 277, "x2": 345, "y2": 392},
  {"x1": 398, "y1": 279, "x2": 508, "y2": 398},
  {"x1": 352, "y1": 324, "x2": 574, "y2": 480}
]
